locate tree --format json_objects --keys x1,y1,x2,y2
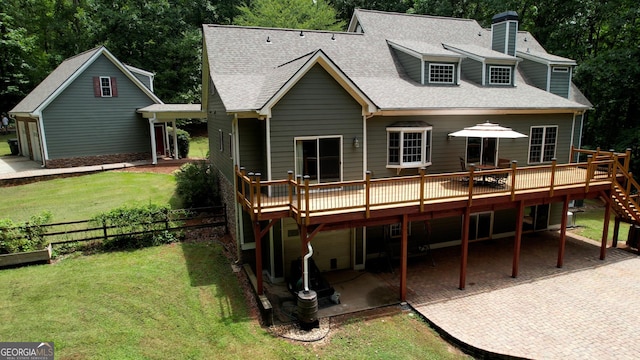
[{"x1": 234, "y1": 0, "x2": 345, "y2": 30}]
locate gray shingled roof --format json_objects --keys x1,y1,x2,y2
[
  {"x1": 11, "y1": 47, "x2": 102, "y2": 114},
  {"x1": 203, "y1": 9, "x2": 590, "y2": 113},
  {"x1": 11, "y1": 46, "x2": 161, "y2": 115}
]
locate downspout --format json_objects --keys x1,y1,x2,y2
[
  {"x1": 149, "y1": 117, "x2": 157, "y2": 165},
  {"x1": 303, "y1": 241, "x2": 314, "y2": 292},
  {"x1": 569, "y1": 112, "x2": 577, "y2": 162}
]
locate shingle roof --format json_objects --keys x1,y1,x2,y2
[
  {"x1": 11, "y1": 46, "x2": 161, "y2": 115},
  {"x1": 11, "y1": 47, "x2": 102, "y2": 114},
  {"x1": 203, "y1": 9, "x2": 590, "y2": 113}
]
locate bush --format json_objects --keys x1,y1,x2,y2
[
  {"x1": 168, "y1": 127, "x2": 190, "y2": 159},
  {"x1": 0, "y1": 211, "x2": 53, "y2": 254},
  {"x1": 90, "y1": 204, "x2": 182, "y2": 251},
  {"x1": 175, "y1": 161, "x2": 220, "y2": 208}
]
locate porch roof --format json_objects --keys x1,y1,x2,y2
[{"x1": 137, "y1": 104, "x2": 205, "y2": 121}]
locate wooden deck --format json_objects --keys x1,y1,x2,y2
[{"x1": 237, "y1": 160, "x2": 614, "y2": 227}]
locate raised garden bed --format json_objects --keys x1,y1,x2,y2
[{"x1": 0, "y1": 244, "x2": 52, "y2": 268}]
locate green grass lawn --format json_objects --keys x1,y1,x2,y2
[
  {"x1": 0, "y1": 242, "x2": 468, "y2": 359},
  {"x1": 0, "y1": 172, "x2": 179, "y2": 223},
  {"x1": 188, "y1": 136, "x2": 209, "y2": 159},
  {"x1": 572, "y1": 199, "x2": 631, "y2": 242}
]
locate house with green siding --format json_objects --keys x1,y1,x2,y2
[
  {"x1": 203, "y1": 10, "x2": 593, "y2": 292},
  {"x1": 9, "y1": 46, "x2": 186, "y2": 168}
]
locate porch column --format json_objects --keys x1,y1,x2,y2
[
  {"x1": 172, "y1": 119, "x2": 179, "y2": 159},
  {"x1": 148, "y1": 117, "x2": 157, "y2": 165},
  {"x1": 557, "y1": 195, "x2": 570, "y2": 268},
  {"x1": 601, "y1": 199, "x2": 611, "y2": 260},
  {"x1": 459, "y1": 207, "x2": 471, "y2": 290},
  {"x1": 400, "y1": 214, "x2": 409, "y2": 301},
  {"x1": 512, "y1": 201, "x2": 525, "y2": 278}
]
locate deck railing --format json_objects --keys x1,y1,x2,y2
[{"x1": 237, "y1": 150, "x2": 620, "y2": 224}]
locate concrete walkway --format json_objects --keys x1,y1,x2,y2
[
  {"x1": 0, "y1": 155, "x2": 152, "y2": 180},
  {"x1": 379, "y1": 233, "x2": 640, "y2": 359}
]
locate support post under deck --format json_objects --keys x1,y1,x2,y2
[
  {"x1": 557, "y1": 195, "x2": 570, "y2": 268},
  {"x1": 459, "y1": 207, "x2": 471, "y2": 290},
  {"x1": 512, "y1": 201, "x2": 525, "y2": 278},
  {"x1": 400, "y1": 214, "x2": 408, "y2": 301}
]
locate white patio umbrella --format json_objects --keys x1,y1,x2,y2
[{"x1": 448, "y1": 121, "x2": 528, "y2": 139}]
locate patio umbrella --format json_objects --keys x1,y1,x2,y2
[{"x1": 448, "y1": 121, "x2": 528, "y2": 139}]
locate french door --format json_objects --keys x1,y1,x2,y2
[
  {"x1": 466, "y1": 137, "x2": 497, "y2": 166},
  {"x1": 295, "y1": 136, "x2": 342, "y2": 184}
]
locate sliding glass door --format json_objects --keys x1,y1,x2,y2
[{"x1": 295, "y1": 137, "x2": 341, "y2": 184}]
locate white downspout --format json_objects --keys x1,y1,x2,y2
[
  {"x1": 149, "y1": 117, "x2": 157, "y2": 165},
  {"x1": 303, "y1": 241, "x2": 314, "y2": 292}
]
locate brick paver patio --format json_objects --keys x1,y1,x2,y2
[{"x1": 378, "y1": 231, "x2": 640, "y2": 359}]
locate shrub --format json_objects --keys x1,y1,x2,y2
[
  {"x1": 168, "y1": 127, "x2": 191, "y2": 159},
  {"x1": 0, "y1": 211, "x2": 53, "y2": 254},
  {"x1": 90, "y1": 204, "x2": 182, "y2": 251},
  {"x1": 175, "y1": 161, "x2": 220, "y2": 208}
]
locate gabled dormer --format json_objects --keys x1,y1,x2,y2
[
  {"x1": 388, "y1": 40, "x2": 463, "y2": 85},
  {"x1": 517, "y1": 49, "x2": 577, "y2": 99},
  {"x1": 444, "y1": 43, "x2": 520, "y2": 86}
]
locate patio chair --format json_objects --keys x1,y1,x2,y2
[{"x1": 458, "y1": 157, "x2": 471, "y2": 184}]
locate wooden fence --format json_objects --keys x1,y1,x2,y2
[{"x1": 9, "y1": 205, "x2": 227, "y2": 247}]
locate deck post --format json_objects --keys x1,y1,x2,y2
[
  {"x1": 254, "y1": 221, "x2": 264, "y2": 295},
  {"x1": 296, "y1": 175, "x2": 302, "y2": 223},
  {"x1": 419, "y1": 167, "x2": 426, "y2": 212},
  {"x1": 601, "y1": 198, "x2": 611, "y2": 260},
  {"x1": 365, "y1": 171, "x2": 371, "y2": 218},
  {"x1": 287, "y1": 171, "x2": 294, "y2": 216},
  {"x1": 612, "y1": 217, "x2": 620, "y2": 248},
  {"x1": 557, "y1": 195, "x2": 570, "y2": 268},
  {"x1": 400, "y1": 214, "x2": 409, "y2": 301},
  {"x1": 459, "y1": 207, "x2": 471, "y2": 290},
  {"x1": 510, "y1": 160, "x2": 517, "y2": 201},
  {"x1": 304, "y1": 175, "x2": 310, "y2": 226},
  {"x1": 550, "y1": 158, "x2": 557, "y2": 197},
  {"x1": 512, "y1": 201, "x2": 525, "y2": 278}
]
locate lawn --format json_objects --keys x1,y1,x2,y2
[
  {"x1": 188, "y1": 136, "x2": 209, "y2": 159},
  {"x1": 0, "y1": 171, "x2": 179, "y2": 223},
  {"x1": 0, "y1": 242, "x2": 468, "y2": 359},
  {"x1": 572, "y1": 199, "x2": 631, "y2": 242}
]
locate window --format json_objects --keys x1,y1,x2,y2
[
  {"x1": 429, "y1": 63, "x2": 455, "y2": 84},
  {"x1": 553, "y1": 67, "x2": 569, "y2": 73},
  {"x1": 100, "y1": 77, "x2": 112, "y2": 97},
  {"x1": 489, "y1": 66, "x2": 512, "y2": 85},
  {"x1": 93, "y1": 76, "x2": 117, "y2": 97},
  {"x1": 389, "y1": 222, "x2": 411, "y2": 238},
  {"x1": 218, "y1": 129, "x2": 224, "y2": 152},
  {"x1": 528, "y1": 126, "x2": 557, "y2": 163},
  {"x1": 387, "y1": 125, "x2": 432, "y2": 168},
  {"x1": 228, "y1": 133, "x2": 233, "y2": 158}
]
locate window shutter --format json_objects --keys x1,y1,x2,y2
[
  {"x1": 111, "y1": 77, "x2": 118, "y2": 97},
  {"x1": 93, "y1": 77, "x2": 101, "y2": 97}
]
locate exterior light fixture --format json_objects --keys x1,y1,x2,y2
[{"x1": 353, "y1": 137, "x2": 360, "y2": 148}]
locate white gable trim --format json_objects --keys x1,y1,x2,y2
[
  {"x1": 258, "y1": 50, "x2": 377, "y2": 116},
  {"x1": 34, "y1": 47, "x2": 162, "y2": 116}
]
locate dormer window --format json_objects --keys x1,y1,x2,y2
[
  {"x1": 428, "y1": 63, "x2": 455, "y2": 84},
  {"x1": 488, "y1": 66, "x2": 512, "y2": 85},
  {"x1": 553, "y1": 67, "x2": 569, "y2": 73}
]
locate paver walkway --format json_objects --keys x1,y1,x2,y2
[{"x1": 379, "y1": 233, "x2": 640, "y2": 359}]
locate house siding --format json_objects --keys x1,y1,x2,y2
[
  {"x1": 208, "y1": 84, "x2": 235, "y2": 183},
  {"x1": 367, "y1": 113, "x2": 574, "y2": 178},
  {"x1": 269, "y1": 64, "x2": 364, "y2": 181},
  {"x1": 42, "y1": 55, "x2": 154, "y2": 159},
  {"x1": 550, "y1": 68, "x2": 571, "y2": 98},
  {"x1": 131, "y1": 72, "x2": 152, "y2": 91},
  {"x1": 460, "y1": 58, "x2": 483, "y2": 84},
  {"x1": 519, "y1": 58, "x2": 548, "y2": 90},
  {"x1": 238, "y1": 118, "x2": 267, "y2": 176},
  {"x1": 392, "y1": 48, "x2": 422, "y2": 83},
  {"x1": 491, "y1": 22, "x2": 507, "y2": 53}
]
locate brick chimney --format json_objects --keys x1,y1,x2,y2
[{"x1": 491, "y1": 11, "x2": 518, "y2": 56}]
